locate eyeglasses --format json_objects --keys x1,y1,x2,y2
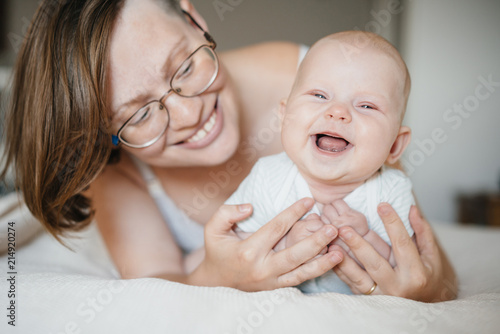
[{"x1": 112, "y1": 11, "x2": 219, "y2": 148}]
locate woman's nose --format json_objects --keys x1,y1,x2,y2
[
  {"x1": 162, "y1": 93, "x2": 203, "y2": 131},
  {"x1": 324, "y1": 103, "x2": 352, "y2": 123}
]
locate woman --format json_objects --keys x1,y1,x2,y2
[{"x1": 1, "y1": 0, "x2": 456, "y2": 300}]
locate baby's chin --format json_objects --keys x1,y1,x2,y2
[
  {"x1": 299, "y1": 163, "x2": 375, "y2": 187},
  {"x1": 299, "y1": 165, "x2": 347, "y2": 185}
]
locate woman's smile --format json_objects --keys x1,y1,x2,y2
[{"x1": 176, "y1": 98, "x2": 223, "y2": 149}]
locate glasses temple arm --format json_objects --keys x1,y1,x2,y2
[{"x1": 181, "y1": 9, "x2": 216, "y2": 48}]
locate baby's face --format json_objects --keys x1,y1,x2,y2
[{"x1": 281, "y1": 39, "x2": 407, "y2": 185}]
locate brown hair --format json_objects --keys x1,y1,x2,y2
[{"x1": 0, "y1": 0, "x2": 182, "y2": 241}]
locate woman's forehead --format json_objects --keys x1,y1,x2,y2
[
  {"x1": 108, "y1": 2, "x2": 190, "y2": 119},
  {"x1": 115, "y1": 0, "x2": 184, "y2": 43}
]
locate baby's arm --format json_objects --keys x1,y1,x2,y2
[{"x1": 322, "y1": 200, "x2": 393, "y2": 266}]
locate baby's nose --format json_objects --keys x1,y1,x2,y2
[{"x1": 325, "y1": 103, "x2": 352, "y2": 122}]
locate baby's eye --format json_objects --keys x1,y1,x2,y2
[
  {"x1": 314, "y1": 93, "x2": 327, "y2": 99},
  {"x1": 360, "y1": 104, "x2": 377, "y2": 110}
]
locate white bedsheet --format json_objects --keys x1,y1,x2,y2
[{"x1": 1, "y1": 193, "x2": 499, "y2": 334}]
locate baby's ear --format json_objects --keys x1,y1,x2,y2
[{"x1": 386, "y1": 126, "x2": 411, "y2": 165}]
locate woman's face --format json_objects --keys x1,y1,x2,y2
[{"x1": 108, "y1": 0, "x2": 240, "y2": 167}]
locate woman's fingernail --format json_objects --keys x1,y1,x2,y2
[
  {"x1": 331, "y1": 252, "x2": 343, "y2": 263},
  {"x1": 412, "y1": 205, "x2": 422, "y2": 219},
  {"x1": 303, "y1": 197, "x2": 314, "y2": 208},
  {"x1": 238, "y1": 204, "x2": 251, "y2": 213},
  {"x1": 324, "y1": 225, "x2": 336, "y2": 237},
  {"x1": 340, "y1": 228, "x2": 353, "y2": 240},
  {"x1": 378, "y1": 203, "x2": 391, "y2": 216}
]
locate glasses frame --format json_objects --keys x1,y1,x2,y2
[{"x1": 112, "y1": 10, "x2": 218, "y2": 148}]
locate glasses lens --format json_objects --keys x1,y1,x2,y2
[
  {"x1": 120, "y1": 101, "x2": 169, "y2": 147},
  {"x1": 171, "y1": 46, "x2": 218, "y2": 97}
]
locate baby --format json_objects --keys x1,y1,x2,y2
[{"x1": 226, "y1": 31, "x2": 414, "y2": 294}]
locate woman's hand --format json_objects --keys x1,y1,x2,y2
[
  {"x1": 190, "y1": 198, "x2": 343, "y2": 291},
  {"x1": 331, "y1": 203, "x2": 458, "y2": 302}
]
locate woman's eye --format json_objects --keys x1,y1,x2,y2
[
  {"x1": 181, "y1": 63, "x2": 192, "y2": 76},
  {"x1": 130, "y1": 108, "x2": 151, "y2": 126},
  {"x1": 176, "y1": 60, "x2": 193, "y2": 80}
]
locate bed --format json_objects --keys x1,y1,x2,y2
[{"x1": 1, "y1": 192, "x2": 499, "y2": 334}]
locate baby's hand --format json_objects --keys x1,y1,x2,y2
[
  {"x1": 321, "y1": 199, "x2": 369, "y2": 236},
  {"x1": 322, "y1": 199, "x2": 393, "y2": 267},
  {"x1": 280, "y1": 213, "x2": 327, "y2": 254}
]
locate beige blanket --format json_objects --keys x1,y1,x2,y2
[{"x1": 1, "y1": 192, "x2": 499, "y2": 334}]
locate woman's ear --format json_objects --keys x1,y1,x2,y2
[
  {"x1": 386, "y1": 126, "x2": 411, "y2": 165},
  {"x1": 278, "y1": 99, "x2": 287, "y2": 121},
  {"x1": 278, "y1": 99, "x2": 288, "y2": 131},
  {"x1": 179, "y1": 0, "x2": 210, "y2": 32}
]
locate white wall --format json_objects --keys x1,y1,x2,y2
[
  {"x1": 0, "y1": 67, "x2": 10, "y2": 91},
  {"x1": 191, "y1": 0, "x2": 375, "y2": 50},
  {"x1": 400, "y1": 0, "x2": 500, "y2": 223},
  {"x1": 0, "y1": 0, "x2": 41, "y2": 66}
]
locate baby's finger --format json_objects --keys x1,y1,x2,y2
[
  {"x1": 304, "y1": 218, "x2": 326, "y2": 233},
  {"x1": 332, "y1": 199, "x2": 351, "y2": 215},
  {"x1": 304, "y1": 213, "x2": 321, "y2": 221},
  {"x1": 320, "y1": 214, "x2": 331, "y2": 225},
  {"x1": 329, "y1": 218, "x2": 347, "y2": 229},
  {"x1": 323, "y1": 203, "x2": 340, "y2": 221}
]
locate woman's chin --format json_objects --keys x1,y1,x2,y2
[
  {"x1": 165, "y1": 131, "x2": 240, "y2": 167},
  {"x1": 201, "y1": 119, "x2": 240, "y2": 166},
  {"x1": 201, "y1": 137, "x2": 239, "y2": 166}
]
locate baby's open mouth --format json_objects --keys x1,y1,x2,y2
[{"x1": 315, "y1": 134, "x2": 350, "y2": 152}]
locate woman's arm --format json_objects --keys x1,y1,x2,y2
[
  {"x1": 90, "y1": 162, "x2": 187, "y2": 280},
  {"x1": 91, "y1": 163, "x2": 342, "y2": 289},
  {"x1": 332, "y1": 203, "x2": 458, "y2": 301}
]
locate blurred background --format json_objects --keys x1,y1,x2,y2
[{"x1": 1, "y1": 0, "x2": 499, "y2": 226}]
